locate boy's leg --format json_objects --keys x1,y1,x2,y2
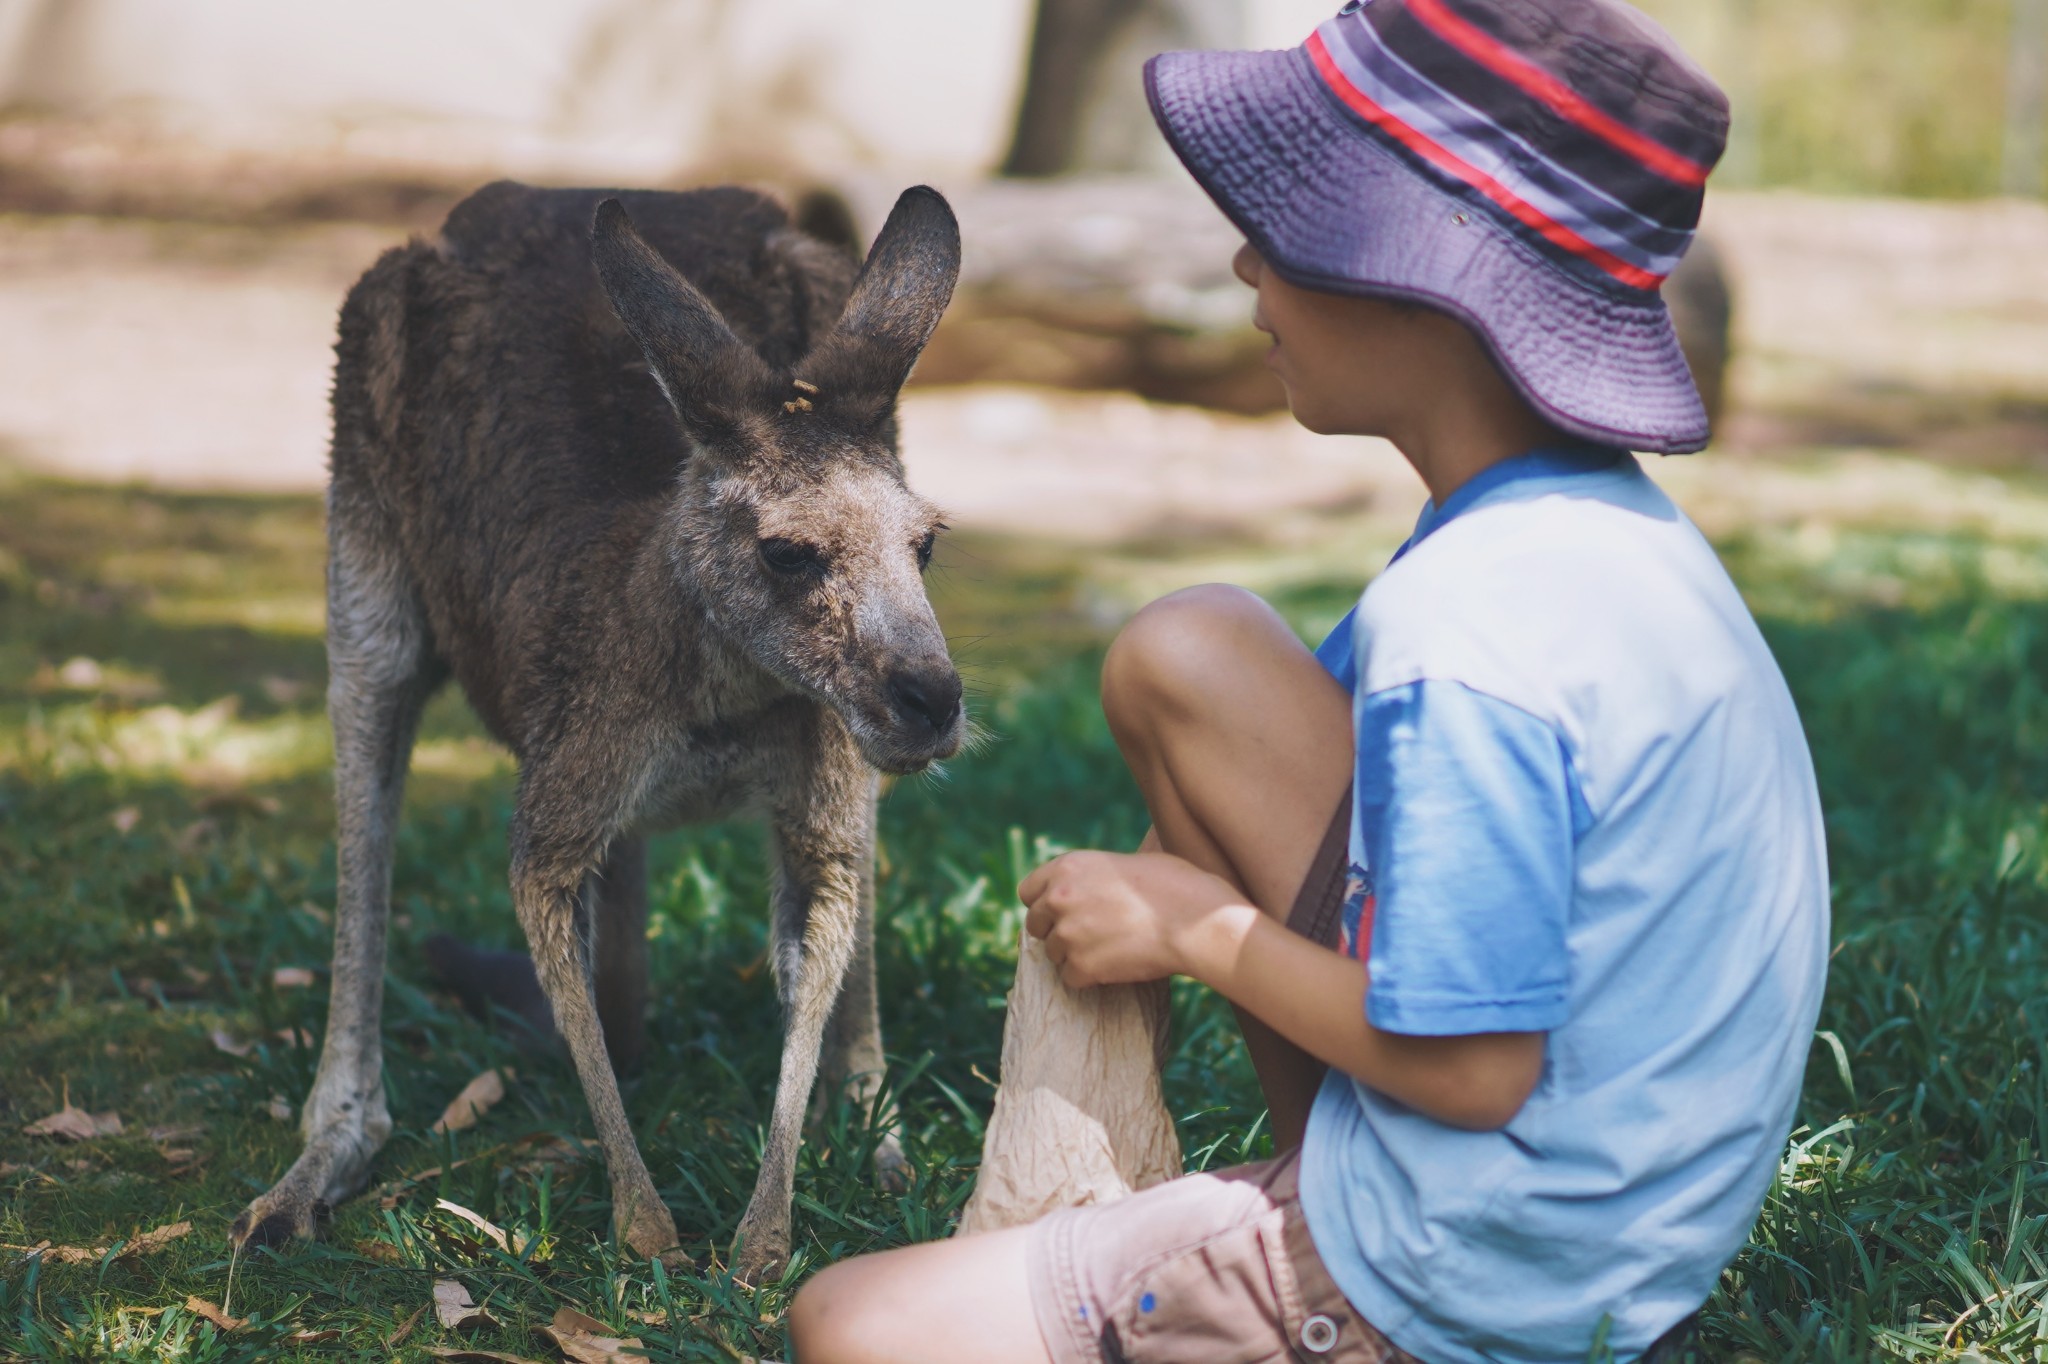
[
  {"x1": 788, "y1": 1223, "x2": 1049, "y2": 1364},
  {"x1": 791, "y1": 586, "x2": 1351, "y2": 1364},
  {"x1": 1101, "y1": 584, "x2": 1353, "y2": 1149}
]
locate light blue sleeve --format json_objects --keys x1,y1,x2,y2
[
  {"x1": 1354, "y1": 679, "x2": 1583, "y2": 1036},
  {"x1": 1314, "y1": 606, "x2": 1360, "y2": 694}
]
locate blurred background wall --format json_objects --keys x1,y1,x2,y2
[
  {"x1": 2, "y1": 0, "x2": 2043, "y2": 193},
  {"x1": 0, "y1": 0, "x2": 1334, "y2": 182}
]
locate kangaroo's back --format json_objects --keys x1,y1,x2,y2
[{"x1": 327, "y1": 181, "x2": 859, "y2": 740}]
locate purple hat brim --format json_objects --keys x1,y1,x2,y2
[{"x1": 1145, "y1": 45, "x2": 1711, "y2": 455}]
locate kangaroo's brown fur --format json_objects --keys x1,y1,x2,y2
[{"x1": 230, "y1": 181, "x2": 965, "y2": 1279}]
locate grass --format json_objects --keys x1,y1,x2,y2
[{"x1": 3, "y1": 458, "x2": 2048, "y2": 1360}]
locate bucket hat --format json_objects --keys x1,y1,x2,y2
[{"x1": 1145, "y1": 0, "x2": 1728, "y2": 453}]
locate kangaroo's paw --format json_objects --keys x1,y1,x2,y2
[
  {"x1": 232, "y1": 1101, "x2": 389, "y2": 1251},
  {"x1": 614, "y1": 1184, "x2": 687, "y2": 1268},
  {"x1": 230, "y1": 1147, "x2": 349, "y2": 1249},
  {"x1": 730, "y1": 1207, "x2": 791, "y2": 1286},
  {"x1": 873, "y1": 1131, "x2": 912, "y2": 1194}
]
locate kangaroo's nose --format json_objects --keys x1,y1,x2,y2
[{"x1": 888, "y1": 667, "x2": 962, "y2": 736}]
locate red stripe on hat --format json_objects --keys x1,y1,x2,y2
[
  {"x1": 1401, "y1": 0, "x2": 1710, "y2": 189},
  {"x1": 1307, "y1": 32, "x2": 1665, "y2": 290}
]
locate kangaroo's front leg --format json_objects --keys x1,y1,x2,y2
[
  {"x1": 817, "y1": 851, "x2": 909, "y2": 1190},
  {"x1": 731, "y1": 750, "x2": 878, "y2": 1283},
  {"x1": 510, "y1": 807, "x2": 680, "y2": 1263}
]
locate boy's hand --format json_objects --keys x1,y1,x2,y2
[{"x1": 1019, "y1": 851, "x2": 1250, "y2": 988}]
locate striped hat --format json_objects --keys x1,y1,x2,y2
[{"x1": 1145, "y1": 0, "x2": 1728, "y2": 453}]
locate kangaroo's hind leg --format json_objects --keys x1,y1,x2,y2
[{"x1": 233, "y1": 489, "x2": 439, "y2": 1248}]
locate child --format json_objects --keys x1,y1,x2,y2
[{"x1": 790, "y1": 0, "x2": 1828, "y2": 1359}]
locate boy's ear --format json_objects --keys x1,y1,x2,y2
[
  {"x1": 821, "y1": 186, "x2": 962, "y2": 394},
  {"x1": 591, "y1": 198, "x2": 771, "y2": 428}
]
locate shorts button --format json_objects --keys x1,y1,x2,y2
[{"x1": 1301, "y1": 1313, "x2": 1341, "y2": 1354}]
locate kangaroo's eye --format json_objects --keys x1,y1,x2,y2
[
  {"x1": 759, "y1": 538, "x2": 825, "y2": 576},
  {"x1": 916, "y1": 527, "x2": 942, "y2": 571}
]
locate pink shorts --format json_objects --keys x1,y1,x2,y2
[{"x1": 1025, "y1": 1148, "x2": 1418, "y2": 1364}]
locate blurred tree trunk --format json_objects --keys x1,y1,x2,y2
[
  {"x1": 1002, "y1": 0, "x2": 1147, "y2": 176},
  {"x1": 2005, "y1": 0, "x2": 2048, "y2": 196}
]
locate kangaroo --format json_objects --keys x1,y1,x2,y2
[{"x1": 228, "y1": 180, "x2": 965, "y2": 1280}]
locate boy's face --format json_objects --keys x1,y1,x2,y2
[{"x1": 1234, "y1": 242, "x2": 1466, "y2": 439}]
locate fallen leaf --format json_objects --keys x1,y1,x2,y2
[
  {"x1": 59, "y1": 656, "x2": 105, "y2": 688},
  {"x1": 540, "y1": 1305, "x2": 646, "y2": 1362},
  {"x1": 198, "y1": 787, "x2": 284, "y2": 816},
  {"x1": 0, "y1": 1162, "x2": 22, "y2": 1176},
  {"x1": 4, "y1": 1219, "x2": 193, "y2": 1265},
  {"x1": 425, "y1": 1350, "x2": 547, "y2": 1364},
  {"x1": 173, "y1": 818, "x2": 218, "y2": 854},
  {"x1": 435, "y1": 1198, "x2": 515, "y2": 1255},
  {"x1": 184, "y1": 1296, "x2": 245, "y2": 1331},
  {"x1": 432, "y1": 1068, "x2": 509, "y2": 1134},
  {"x1": 24, "y1": 1099, "x2": 122, "y2": 1142},
  {"x1": 272, "y1": 966, "x2": 316, "y2": 989},
  {"x1": 266, "y1": 1094, "x2": 294, "y2": 1122},
  {"x1": 210, "y1": 1029, "x2": 253, "y2": 1057},
  {"x1": 110, "y1": 806, "x2": 141, "y2": 834},
  {"x1": 384, "y1": 1302, "x2": 427, "y2": 1348},
  {"x1": 149, "y1": 1123, "x2": 204, "y2": 1143},
  {"x1": 540, "y1": 1302, "x2": 643, "y2": 1351},
  {"x1": 259, "y1": 675, "x2": 312, "y2": 706},
  {"x1": 122, "y1": 1220, "x2": 194, "y2": 1257},
  {"x1": 433, "y1": 1279, "x2": 497, "y2": 1330},
  {"x1": 354, "y1": 1238, "x2": 404, "y2": 1264},
  {"x1": 286, "y1": 1328, "x2": 341, "y2": 1344}
]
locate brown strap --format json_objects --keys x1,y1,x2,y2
[{"x1": 1285, "y1": 788, "x2": 1354, "y2": 950}]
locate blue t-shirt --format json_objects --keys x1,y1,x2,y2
[{"x1": 1299, "y1": 448, "x2": 1830, "y2": 1364}]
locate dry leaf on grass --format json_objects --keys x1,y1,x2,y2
[
  {"x1": 122, "y1": 1220, "x2": 194, "y2": 1257},
  {"x1": 425, "y1": 1349, "x2": 546, "y2": 1364},
  {"x1": 209, "y1": 1030, "x2": 253, "y2": 1058},
  {"x1": 147, "y1": 1123, "x2": 203, "y2": 1143},
  {"x1": 265, "y1": 1094, "x2": 293, "y2": 1122},
  {"x1": 272, "y1": 966, "x2": 316, "y2": 989},
  {"x1": 285, "y1": 1328, "x2": 341, "y2": 1344},
  {"x1": 354, "y1": 1237, "x2": 404, "y2": 1264},
  {"x1": 174, "y1": 818, "x2": 218, "y2": 854},
  {"x1": 184, "y1": 1296, "x2": 245, "y2": 1331},
  {"x1": 540, "y1": 1306, "x2": 645, "y2": 1362},
  {"x1": 2, "y1": 1222, "x2": 190, "y2": 1265},
  {"x1": 23, "y1": 1096, "x2": 122, "y2": 1141},
  {"x1": 384, "y1": 1302, "x2": 428, "y2": 1348},
  {"x1": 432, "y1": 1279, "x2": 498, "y2": 1330},
  {"x1": 432, "y1": 1068, "x2": 510, "y2": 1134},
  {"x1": 434, "y1": 1198, "x2": 517, "y2": 1256}
]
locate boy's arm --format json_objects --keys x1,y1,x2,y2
[{"x1": 1021, "y1": 850, "x2": 1545, "y2": 1132}]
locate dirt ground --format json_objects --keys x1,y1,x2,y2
[{"x1": 3, "y1": 187, "x2": 2046, "y2": 548}]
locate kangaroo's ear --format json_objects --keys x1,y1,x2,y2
[
  {"x1": 827, "y1": 186, "x2": 961, "y2": 393},
  {"x1": 591, "y1": 198, "x2": 768, "y2": 428}
]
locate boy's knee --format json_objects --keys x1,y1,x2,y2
[
  {"x1": 1103, "y1": 584, "x2": 1276, "y2": 737},
  {"x1": 787, "y1": 1261, "x2": 872, "y2": 1364}
]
